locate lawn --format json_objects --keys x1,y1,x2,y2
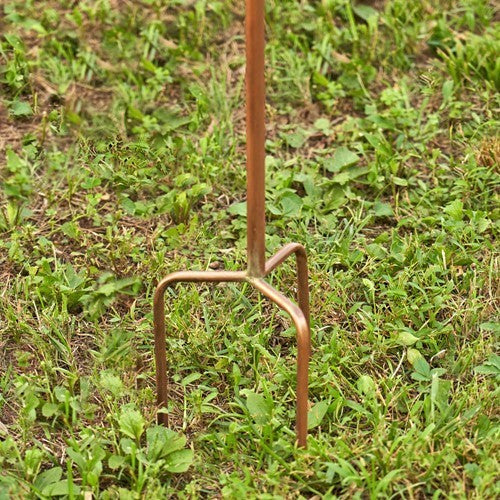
[{"x1": 0, "y1": 0, "x2": 499, "y2": 497}]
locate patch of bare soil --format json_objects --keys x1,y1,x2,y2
[
  {"x1": 357, "y1": 0, "x2": 387, "y2": 10},
  {"x1": 0, "y1": 103, "x2": 40, "y2": 163}
]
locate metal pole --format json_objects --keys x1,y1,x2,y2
[
  {"x1": 246, "y1": 0, "x2": 266, "y2": 277},
  {"x1": 152, "y1": 0, "x2": 312, "y2": 448}
]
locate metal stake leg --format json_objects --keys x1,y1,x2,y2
[{"x1": 153, "y1": 271, "x2": 246, "y2": 426}]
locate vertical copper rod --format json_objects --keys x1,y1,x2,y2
[{"x1": 246, "y1": 0, "x2": 266, "y2": 277}]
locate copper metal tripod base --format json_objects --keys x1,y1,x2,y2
[{"x1": 153, "y1": 243, "x2": 311, "y2": 447}]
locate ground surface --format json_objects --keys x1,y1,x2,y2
[{"x1": 0, "y1": 0, "x2": 499, "y2": 498}]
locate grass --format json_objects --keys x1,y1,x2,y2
[{"x1": 0, "y1": 0, "x2": 499, "y2": 497}]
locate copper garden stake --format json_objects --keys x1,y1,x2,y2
[{"x1": 153, "y1": 0, "x2": 311, "y2": 448}]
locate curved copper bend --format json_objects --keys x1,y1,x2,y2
[
  {"x1": 152, "y1": 0, "x2": 313, "y2": 449},
  {"x1": 153, "y1": 245, "x2": 311, "y2": 448}
]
